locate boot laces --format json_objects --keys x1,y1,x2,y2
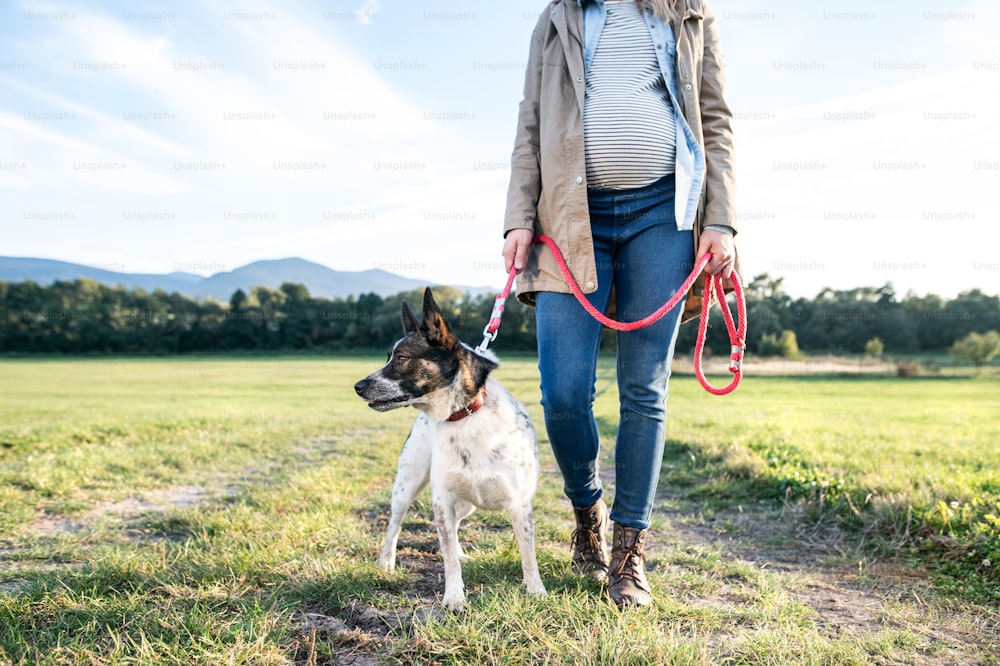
[
  {"x1": 571, "y1": 526, "x2": 603, "y2": 561},
  {"x1": 612, "y1": 546, "x2": 647, "y2": 582}
]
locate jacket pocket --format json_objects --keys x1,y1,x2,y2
[{"x1": 540, "y1": 35, "x2": 567, "y2": 68}]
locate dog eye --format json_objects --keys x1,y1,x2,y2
[{"x1": 394, "y1": 355, "x2": 408, "y2": 365}]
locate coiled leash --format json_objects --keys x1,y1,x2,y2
[{"x1": 475, "y1": 234, "x2": 747, "y2": 395}]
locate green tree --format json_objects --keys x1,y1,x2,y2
[
  {"x1": 757, "y1": 333, "x2": 781, "y2": 357},
  {"x1": 756, "y1": 330, "x2": 801, "y2": 359},
  {"x1": 777, "y1": 330, "x2": 803, "y2": 360},
  {"x1": 221, "y1": 289, "x2": 256, "y2": 350},
  {"x1": 865, "y1": 336, "x2": 885, "y2": 360},
  {"x1": 951, "y1": 331, "x2": 1000, "y2": 371},
  {"x1": 279, "y1": 282, "x2": 315, "y2": 348},
  {"x1": 944, "y1": 290, "x2": 1000, "y2": 341},
  {"x1": 229, "y1": 288, "x2": 247, "y2": 311}
]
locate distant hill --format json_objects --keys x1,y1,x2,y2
[{"x1": 0, "y1": 256, "x2": 491, "y2": 301}]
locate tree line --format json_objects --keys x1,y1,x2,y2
[{"x1": 1, "y1": 275, "x2": 998, "y2": 359}]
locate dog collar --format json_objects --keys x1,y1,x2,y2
[{"x1": 446, "y1": 388, "x2": 487, "y2": 422}]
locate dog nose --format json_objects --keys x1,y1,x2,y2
[{"x1": 354, "y1": 380, "x2": 366, "y2": 395}]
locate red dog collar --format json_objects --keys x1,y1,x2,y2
[{"x1": 446, "y1": 388, "x2": 487, "y2": 422}]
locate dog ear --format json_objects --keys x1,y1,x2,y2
[
  {"x1": 401, "y1": 300, "x2": 420, "y2": 334},
  {"x1": 420, "y1": 288, "x2": 458, "y2": 348}
]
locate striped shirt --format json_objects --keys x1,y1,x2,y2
[{"x1": 584, "y1": 0, "x2": 676, "y2": 190}]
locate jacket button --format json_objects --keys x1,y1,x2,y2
[
  {"x1": 685, "y1": 82, "x2": 693, "y2": 91},
  {"x1": 576, "y1": 175, "x2": 583, "y2": 184},
  {"x1": 575, "y1": 76, "x2": 583, "y2": 83},
  {"x1": 585, "y1": 281, "x2": 595, "y2": 290}
]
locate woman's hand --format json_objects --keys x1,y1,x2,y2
[
  {"x1": 502, "y1": 228, "x2": 534, "y2": 274},
  {"x1": 696, "y1": 228, "x2": 735, "y2": 279}
]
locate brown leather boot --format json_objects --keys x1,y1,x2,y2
[
  {"x1": 570, "y1": 500, "x2": 609, "y2": 580},
  {"x1": 608, "y1": 523, "x2": 653, "y2": 608}
]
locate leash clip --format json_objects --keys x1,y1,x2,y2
[
  {"x1": 474, "y1": 325, "x2": 498, "y2": 355},
  {"x1": 475, "y1": 294, "x2": 507, "y2": 354}
]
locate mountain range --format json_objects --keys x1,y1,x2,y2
[{"x1": 0, "y1": 256, "x2": 492, "y2": 302}]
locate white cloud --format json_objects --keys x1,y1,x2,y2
[
  {"x1": 733, "y1": 66, "x2": 998, "y2": 297},
  {"x1": 2, "y1": 0, "x2": 511, "y2": 279},
  {"x1": 354, "y1": 0, "x2": 380, "y2": 25},
  {"x1": 2, "y1": 0, "x2": 996, "y2": 298}
]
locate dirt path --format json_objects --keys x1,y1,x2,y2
[
  {"x1": 652, "y1": 498, "x2": 999, "y2": 665},
  {"x1": 304, "y1": 493, "x2": 998, "y2": 665}
]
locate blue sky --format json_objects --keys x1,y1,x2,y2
[{"x1": 1, "y1": 0, "x2": 998, "y2": 298}]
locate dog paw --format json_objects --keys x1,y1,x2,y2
[
  {"x1": 377, "y1": 556, "x2": 396, "y2": 572},
  {"x1": 526, "y1": 582, "x2": 548, "y2": 596},
  {"x1": 441, "y1": 591, "x2": 466, "y2": 611}
]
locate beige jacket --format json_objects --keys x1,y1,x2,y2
[{"x1": 503, "y1": 0, "x2": 739, "y2": 322}]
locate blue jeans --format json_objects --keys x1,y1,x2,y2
[{"x1": 535, "y1": 174, "x2": 693, "y2": 530}]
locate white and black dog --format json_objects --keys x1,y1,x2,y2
[{"x1": 354, "y1": 288, "x2": 546, "y2": 610}]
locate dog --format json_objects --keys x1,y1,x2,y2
[{"x1": 354, "y1": 288, "x2": 546, "y2": 610}]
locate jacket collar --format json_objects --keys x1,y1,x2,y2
[
  {"x1": 553, "y1": 1, "x2": 584, "y2": 51},
  {"x1": 552, "y1": 1, "x2": 586, "y2": 112}
]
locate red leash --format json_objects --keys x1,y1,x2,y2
[{"x1": 475, "y1": 234, "x2": 746, "y2": 395}]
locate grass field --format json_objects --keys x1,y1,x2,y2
[{"x1": 0, "y1": 356, "x2": 998, "y2": 664}]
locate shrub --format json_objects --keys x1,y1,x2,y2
[
  {"x1": 757, "y1": 333, "x2": 782, "y2": 357},
  {"x1": 757, "y1": 330, "x2": 804, "y2": 360},
  {"x1": 865, "y1": 336, "x2": 885, "y2": 359},
  {"x1": 951, "y1": 330, "x2": 1000, "y2": 370}
]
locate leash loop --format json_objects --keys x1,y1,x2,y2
[
  {"x1": 477, "y1": 234, "x2": 746, "y2": 395},
  {"x1": 690, "y1": 260, "x2": 746, "y2": 395}
]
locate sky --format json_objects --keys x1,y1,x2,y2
[{"x1": 1, "y1": 0, "x2": 998, "y2": 299}]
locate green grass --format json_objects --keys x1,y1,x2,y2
[
  {"x1": 0, "y1": 356, "x2": 998, "y2": 664},
  {"x1": 661, "y1": 373, "x2": 1000, "y2": 601}
]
